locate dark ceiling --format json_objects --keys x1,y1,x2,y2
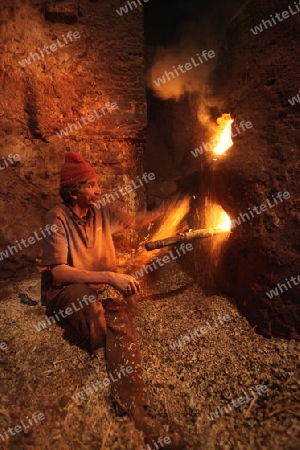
[
  {"x1": 144, "y1": 0, "x2": 213, "y2": 45},
  {"x1": 144, "y1": 0, "x2": 247, "y2": 45}
]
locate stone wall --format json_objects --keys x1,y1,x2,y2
[
  {"x1": 207, "y1": 0, "x2": 300, "y2": 338},
  {"x1": 0, "y1": 0, "x2": 146, "y2": 279}
]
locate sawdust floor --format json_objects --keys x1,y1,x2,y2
[{"x1": 0, "y1": 262, "x2": 299, "y2": 450}]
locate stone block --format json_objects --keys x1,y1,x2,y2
[{"x1": 45, "y1": 2, "x2": 78, "y2": 24}]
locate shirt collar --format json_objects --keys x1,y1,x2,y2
[{"x1": 66, "y1": 204, "x2": 95, "y2": 225}]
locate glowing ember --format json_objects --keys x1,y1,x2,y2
[{"x1": 212, "y1": 113, "x2": 234, "y2": 155}]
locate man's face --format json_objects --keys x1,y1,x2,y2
[{"x1": 75, "y1": 177, "x2": 101, "y2": 208}]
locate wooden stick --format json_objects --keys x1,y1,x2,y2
[
  {"x1": 245, "y1": 396, "x2": 257, "y2": 418},
  {"x1": 265, "y1": 405, "x2": 300, "y2": 419}
]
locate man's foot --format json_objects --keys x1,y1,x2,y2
[
  {"x1": 129, "y1": 407, "x2": 186, "y2": 449},
  {"x1": 129, "y1": 406, "x2": 160, "y2": 435},
  {"x1": 144, "y1": 433, "x2": 186, "y2": 450}
]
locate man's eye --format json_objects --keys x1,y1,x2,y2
[{"x1": 84, "y1": 181, "x2": 99, "y2": 189}]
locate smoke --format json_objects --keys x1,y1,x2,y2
[
  {"x1": 147, "y1": 0, "x2": 247, "y2": 107},
  {"x1": 147, "y1": 43, "x2": 215, "y2": 100}
]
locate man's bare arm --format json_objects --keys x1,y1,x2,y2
[
  {"x1": 52, "y1": 264, "x2": 114, "y2": 284},
  {"x1": 51, "y1": 264, "x2": 139, "y2": 295}
]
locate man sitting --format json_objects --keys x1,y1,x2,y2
[{"x1": 41, "y1": 152, "x2": 184, "y2": 449}]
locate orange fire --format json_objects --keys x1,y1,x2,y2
[
  {"x1": 212, "y1": 113, "x2": 234, "y2": 155},
  {"x1": 203, "y1": 203, "x2": 231, "y2": 265},
  {"x1": 205, "y1": 203, "x2": 231, "y2": 232},
  {"x1": 215, "y1": 209, "x2": 231, "y2": 232},
  {"x1": 129, "y1": 196, "x2": 191, "y2": 272}
]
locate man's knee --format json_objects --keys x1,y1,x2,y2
[
  {"x1": 104, "y1": 299, "x2": 134, "y2": 333},
  {"x1": 69, "y1": 283, "x2": 97, "y2": 300},
  {"x1": 61, "y1": 283, "x2": 97, "y2": 308}
]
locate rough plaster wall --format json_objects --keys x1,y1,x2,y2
[
  {"x1": 0, "y1": 0, "x2": 147, "y2": 279},
  {"x1": 207, "y1": 0, "x2": 300, "y2": 338}
]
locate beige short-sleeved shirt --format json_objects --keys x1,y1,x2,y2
[{"x1": 42, "y1": 203, "x2": 130, "y2": 273}]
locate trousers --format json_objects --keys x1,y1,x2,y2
[{"x1": 44, "y1": 282, "x2": 149, "y2": 413}]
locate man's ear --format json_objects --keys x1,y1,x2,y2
[{"x1": 70, "y1": 189, "x2": 78, "y2": 200}]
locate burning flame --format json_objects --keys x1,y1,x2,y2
[
  {"x1": 203, "y1": 203, "x2": 231, "y2": 266},
  {"x1": 129, "y1": 196, "x2": 191, "y2": 272},
  {"x1": 215, "y1": 209, "x2": 231, "y2": 232},
  {"x1": 212, "y1": 113, "x2": 234, "y2": 155},
  {"x1": 205, "y1": 202, "x2": 231, "y2": 232}
]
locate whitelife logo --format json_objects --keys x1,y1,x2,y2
[
  {"x1": 94, "y1": 172, "x2": 155, "y2": 209},
  {"x1": 169, "y1": 314, "x2": 231, "y2": 350},
  {"x1": 18, "y1": 31, "x2": 81, "y2": 67},
  {"x1": 55, "y1": 102, "x2": 119, "y2": 138},
  {"x1": 131, "y1": 243, "x2": 193, "y2": 280},
  {"x1": 190, "y1": 120, "x2": 253, "y2": 158},
  {"x1": 34, "y1": 294, "x2": 97, "y2": 332},
  {"x1": 207, "y1": 385, "x2": 268, "y2": 421},
  {"x1": 142, "y1": 436, "x2": 172, "y2": 450},
  {"x1": 116, "y1": 0, "x2": 149, "y2": 16},
  {"x1": 230, "y1": 191, "x2": 290, "y2": 229},
  {"x1": 0, "y1": 224, "x2": 58, "y2": 261},
  {"x1": 153, "y1": 50, "x2": 215, "y2": 88},
  {"x1": 0, "y1": 342, "x2": 8, "y2": 352},
  {"x1": 0, "y1": 153, "x2": 21, "y2": 170},
  {"x1": 72, "y1": 366, "x2": 133, "y2": 402},
  {"x1": 266, "y1": 274, "x2": 300, "y2": 299},
  {"x1": 288, "y1": 90, "x2": 300, "y2": 106},
  {"x1": 0, "y1": 412, "x2": 45, "y2": 443},
  {"x1": 250, "y1": 2, "x2": 300, "y2": 35}
]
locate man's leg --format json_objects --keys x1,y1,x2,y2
[
  {"x1": 46, "y1": 283, "x2": 106, "y2": 352},
  {"x1": 46, "y1": 284, "x2": 149, "y2": 411},
  {"x1": 45, "y1": 285, "x2": 185, "y2": 447},
  {"x1": 103, "y1": 297, "x2": 149, "y2": 413},
  {"x1": 104, "y1": 298, "x2": 185, "y2": 448}
]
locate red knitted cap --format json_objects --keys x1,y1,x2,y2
[{"x1": 60, "y1": 152, "x2": 97, "y2": 186}]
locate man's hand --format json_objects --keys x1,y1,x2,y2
[
  {"x1": 110, "y1": 273, "x2": 140, "y2": 296},
  {"x1": 51, "y1": 265, "x2": 139, "y2": 295}
]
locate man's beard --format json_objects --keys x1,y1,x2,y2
[{"x1": 90, "y1": 195, "x2": 100, "y2": 206}]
